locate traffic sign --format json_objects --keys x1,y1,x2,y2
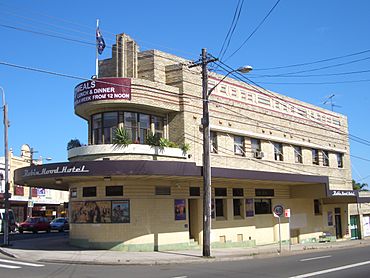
[{"x1": 273, "y1": 204, "x2": 284, "y2": 217}]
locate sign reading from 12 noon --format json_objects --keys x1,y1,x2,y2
[{"x1": 273, "y1": 204, "x2": 284, "y2": 217}]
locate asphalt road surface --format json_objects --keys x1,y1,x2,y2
[{"x1": 0, "y1": 242, "x2": 369, "y2": 277}]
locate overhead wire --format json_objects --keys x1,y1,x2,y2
[{"x1": 224, "y1": 0, "x2": 281, "y2": 62}]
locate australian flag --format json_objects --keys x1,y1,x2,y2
[{"x1": 96, "y1": 27, "x2": 106, "y2": 55}]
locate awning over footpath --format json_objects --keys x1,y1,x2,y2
[{"x1": 13, "y1": 160, "x2": 365, "y2": 203}]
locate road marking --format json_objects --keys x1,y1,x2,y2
[
  {"x1": 171, "y1": 276, "x2": 188, "y2": 278},
  {"x1": 0, "y1": 258, "x2": 45, "y2": 267},
  {"x1": 300, "y1": 255, "x2": 332, "y2": 262},
  {"x1": 289, "y1": 260, "x2": 370, "y2": 278},
  {"x1": 0, "y1": 263, "x2": 21, "y2": 269}
]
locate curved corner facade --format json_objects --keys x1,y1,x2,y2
[{"x1": 14, "y1": 33, "x2": 357, "y2": 251}]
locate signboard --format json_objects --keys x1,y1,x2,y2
[
  {"x1": 27, "y1": 200, "x2": 34, "y2": 208},
  {"x1": 328, "y1": 190, "x2": 357, "y2": 197},
  {"x1": 284, "y1": 208, "x2": 291, "y2": 218},
  {"x1": 273, "y1": 204, "x2": 284, "y2": 218},
  {"x1": 74, "y1": 78, "x2": 131, "y2": 107}
]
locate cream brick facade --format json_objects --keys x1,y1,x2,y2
[{"x1": 14, "y1": 33, "x2": 357, "y2": 251}]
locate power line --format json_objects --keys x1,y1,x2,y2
[
  {"x1": 225, "y1": 0, "x2": 281, "y2": 62},
  {"x1": 249, "y1": 68, "x2": 370, "y2": 78},
  {"x1": 218, "y1": 0, "x2": 245, "y2": 62},
  {"x1": 254, "y1": 49, "x2": 370, "y2": 71}
]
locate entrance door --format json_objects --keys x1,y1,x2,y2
[
  {"x1": 335, "y1": 207, "x2": 342, "y2": 239},
  {"x1": 188, "y1": 199, "x2": 199, "y2": 242},
  {"x1": 350, "y1": 215, "x2": 360, "y2": 239}
]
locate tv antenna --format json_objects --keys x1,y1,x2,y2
[{"x1": 323, "y1": 94, "x2": 341, "y2": 111}]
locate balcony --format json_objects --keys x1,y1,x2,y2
[{"x1": 68, "y1": 144, "x2": 187, "y2": 161}]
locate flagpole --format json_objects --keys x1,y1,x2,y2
[{"x1": 95, "y1": 19, "x2": 99, "y2": 78}]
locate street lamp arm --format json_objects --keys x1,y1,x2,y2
[{"x1": 207, "y1": 65, "x2": 253, "y2": 98}]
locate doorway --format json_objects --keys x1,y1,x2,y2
[
  {"x1": 188, "y1": 199, "x2": 200, "y2": 243},
  {"x1": 335, "y1": 207, "x2": 342, "y2": 239}
]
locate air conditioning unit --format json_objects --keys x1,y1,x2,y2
[{"x1": 254, "y1": 151, "x2": 264, "y2": 159}]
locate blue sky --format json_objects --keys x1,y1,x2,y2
[{"x1": 0, "y1": 0, "x2": 369, "y2": 185}]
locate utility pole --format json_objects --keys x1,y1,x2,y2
[
  {"x1": 190, "y1": 49, "x2": 217, "y2": 257},
  {"x1": 27, "y1": 148, "x2": 34, "y2": 218},
  {"x1": 2, "y1": 88, "x2": 10, "y2": 246}
]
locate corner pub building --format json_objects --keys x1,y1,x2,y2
[{"x1": 15, "y1": 33, "x2": 362, "y2": 251}]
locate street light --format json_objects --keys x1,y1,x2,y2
[
  {"x1": 1, "y1": 86, "x2": 10, "y2": 246},
  {"x1": 199, "y1": 49, "x2": 252, "y2": 257}
]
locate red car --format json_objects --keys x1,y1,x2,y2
[{"x1": 18, "y1": 217, "x2": 51, "y2": 234}]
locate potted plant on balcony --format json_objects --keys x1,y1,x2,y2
[{"x1": 113, "y1": 127, "x2": 132, "y2": 147}]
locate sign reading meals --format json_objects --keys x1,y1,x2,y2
[{"x1": 74, "y1": 77, "x2": 131, "y2": 107}]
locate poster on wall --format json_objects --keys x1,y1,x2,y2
[
  {"x1": 112, "y1": 200, "x2": 130, "y2": 223},
  {"x1": 71, "y1": 201, "x2": 112, "y2": 223},
  {"x1": 328, "y1": 211, "x2": 333, "y2": 226},
  {"x1": 246, "y1": 198, "x2": 254, "y2": 217},
  {"x1": 174, "y1": 199, "x2": 186, "y2": 220},
  {"x1": 363, "y1": 216, "x2": 370, "y2": 237}
]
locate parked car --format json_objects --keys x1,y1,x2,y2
[
  {"x1": 0, "y1": 209, "x2": 17, "y2": 233},
  {"x1": 18, "y1": 217, "x2": 51, "y2": 234},
  {"x1": 50, "y1": 217, "x2": 69, "y2": 232}
]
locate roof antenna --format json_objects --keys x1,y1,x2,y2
[{"x1": 323, "y1": 94, "x2": 341, "y2": 111}]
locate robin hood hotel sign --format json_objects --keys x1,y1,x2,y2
[{"x1": 74, "y1": 78, "x2": 131, "y2": 107}]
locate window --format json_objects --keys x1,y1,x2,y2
[
  {"x1": 215, "y1": 187, "x2": 227, "y2": 197},
  {"x1": 336, "y1": 153, "x2": 343, "y2": 168},
  {"x1": 273, "y1": 142, "x2": 283, "y2": 161},
  {"x1": 294, "y1": 146, "x2": 303, "y2": 163},
  {"x1": 70, "y1": 188, "x2": 77, "y2": 198},
  {"x1": 83, "y1": 187, "x2": 96, "y2": 197},
  {"x1": 103, "y1": 112, "x2": 119, "y2": 144},
  {"x1": 314, "y1": 199, "x2": 322, "y2": 215},
  {"x1": 189, "y1": 187, "x2": 200, "y2": 196},
  {"x1": 322, "y1": 150, "x2": 329, "y2": 166},
  {"x1": 233, "y1": 188, "x2": 244, "y2": 218},
  {"x1": 234, "y1": 136, "x2": 244, "y2": 155},
  {"x1": 251, "y1": 138, "x2": 261, "y2": 152},
  {"x1": 124, "y1": 112, "x2": 138, "y2": 143},
  {"x1": 233, "y1": 188, "x2": 244, "y2": 197},
  {"x1": 233, "y1": 199, "x2": 242, "y2": 217},
  {"x1": 312, "y1": 149, "x2": 319, "y2": 165},
  {"x1": 92, "y1": 114, "x2": 102, "y2": 144},
  {"x1": 106, "y1": 186, "x2": 123, "y2": 196},
  {"x1": 138, "y1": 114, "x2": 150, "y2": 144},
  {"x1": 215, "y1": 199, "x2": 225, "y2": 217},
  {"x1": 257, "y1": 95, "x2": 271, "y2": 106},
  {"x1": 255, "y1": 188, "x2": 274, "y2": 197},
  {"x1": 210, "y1": 131, "x2": 218, "y2": 153},
  {"x1": 153, "y1": 115, "x2": 164, "y2": 138},
  {"x1": 254, "y1": 199, "x2": 272, "y2": 215},
  {"x1": 155, "y1": 186, "x2": 171, "y2": 195}
]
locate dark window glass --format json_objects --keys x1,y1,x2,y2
[
  {"x1": 103, "y1": 112, "x2": 118, "y2": 144},
  {"x1": 251, "y1": 138, "x2": 261, "y2": 152},
  {"x1": 314, "y1": 199, "x2": 322, "y2": 215},
  {"x1": 215, "y1": 199, "x2": 224, "y2": 217},
  {"x1": 234, "y1": 136, "x2": 244, "y2": 155},
  {"x1": 312, "y1": 149, "x2": 319, "y2": 165},
  {"x1": 255, "y1": 189, "x2": 274, "y2": 197},
  {"x1": 139, "y1": 114, "x2": 150, "y2": 144},
  {"x1": 155, "y1": 186, "x2": 171, "y2": 195},
  {"x1": 124, "y1": 112, "x2": 138, "y2": 143},
  {"x1": 337, "y1": 153, "x2": 343, "y2": 168},
  {"x1": 83, "y1": 187, "x2": 96, "y2": 197},
  {"x1": 254, "y1": 199, "x2": 272, "y2": 214},
  {"x1": 153, "y1": 115, "x2": 164, "y2": 138},
  {"x1": 233, "y1": 199, "x2": 242, "y2": 216},
  {"x1": 322, "y1": 150, "x2": 329, "y2": 166},
  {"x1": 294, "y1": 146, "x2": 303, "y2": 163},
  {"x1": 92, "y1": 114, "x2": 102, "y2": 144},
  {"x1": 189, "y1": 187, "x2": 200, "y2": 196},
  {"x1": 210, "y1": 132, "x2": 218, "y2": 153},
  {"x1": 106, "y1": 186, "x2": 123, "y2": 196},
  {"x1": 233, "y1": 188, "x2": 244, "y2": 197},
  {"x1": 273, "y1": 142, "x2": 283, "y2": 161},
  {"x1": 215, "y1": 188, "x2": 227, "y2": 197}
]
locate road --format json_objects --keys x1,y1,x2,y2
[{"x1": 0, "y1": 233, "x2": 369, "y2": 277}]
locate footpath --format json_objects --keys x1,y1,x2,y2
[{"x1": 1, "y1": 234, "x2": 370, "y2": 265}]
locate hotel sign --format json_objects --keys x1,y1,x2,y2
[{"x1": 74, "y1": 78, "x2": 131, "y2": 107}]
